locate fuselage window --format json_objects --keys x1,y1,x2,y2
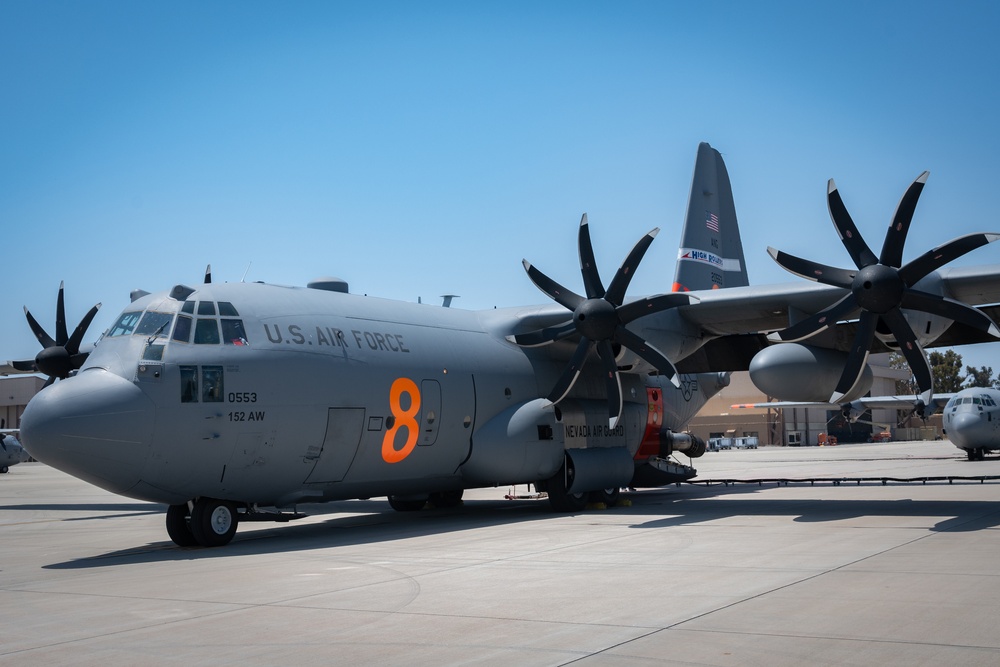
[
  {"x1": 180, "y1": 365, "x2": 198, "y2": 403},
  {"x1": 201, "y1": 366, "x2": 224, "y2": 402},
  {"x1": 198, "y1": 301, "x2": 216, "y2": 316},
  {"x1": 181, "y1": 301, "x2": 195, "y2": 315},
  {"x1": 134, "y1": 311, "x2": 174, "y2": 337},
  {"x1": 221, "y1": 319, "x2": 249, "y2": 345},
  {"x1": 194, "y1": 319, "x2": 221, "y2": 345},
  {"x1": 172, "y1": 315, "x2": 193, "y2": 343},
  {"x1": 108, "y1": 311, "x2": 142, "y2": 337},
  {"x1": 218, "y1": 301, "x2": 239, "y2": 316}
]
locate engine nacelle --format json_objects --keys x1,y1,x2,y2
[{"x1": 749, "y1": 343, "x2": 873, "y2": 402}]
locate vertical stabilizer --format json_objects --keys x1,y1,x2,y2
[{"x1": 672, "y1": 143, "x2": 749, "y2": 291}]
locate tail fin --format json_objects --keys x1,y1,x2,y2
[{"x1": 672, "y1": 142, "x2": 749, "y2": 292}]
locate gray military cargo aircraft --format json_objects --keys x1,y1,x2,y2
[
  {"x1": 14, "y1": 142, "x2": 1000, "y2": 547},
  {"x1": 1, "y1": 422, "x2": 29, "y2": 473}
]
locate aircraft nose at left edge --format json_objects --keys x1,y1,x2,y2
[{"x1": 20, "y1": 369, "x2": 155, "y2": 496}]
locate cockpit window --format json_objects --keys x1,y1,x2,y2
[
  {"x1": 221, "y1": 319, "x2": 249, "y2": 345},
  {"x1": 181, "y1": 301, "x2": 195, "y2": 314},
  {"x1": 197, "y1": 301, "x2": 216, "y2": 316},
  {"x1": 194, "y1": 319, "x2": 220, "y2": 344},
  {"x1": 134, "y1": 312, "x2": 174, "y2": 337},
  {"x1": 172, "y1": 315, "x2": 192, "y2": 343},
  {"x1": 108, "y1": 311, "x2": 142, "y2": 337},
  {"x1": 219, "y1": 301, "x2": 239, "y2": 316}
]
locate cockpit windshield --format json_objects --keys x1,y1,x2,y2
[
  {"x1": 135, "y1": 311, "x2": 174, "y2": 337},
  {"x1": 107, "y1": 311, "x2": 142, "y2": 337}
]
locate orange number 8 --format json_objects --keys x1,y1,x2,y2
[{"x1": 382, "y1": 377, "x2": 421, "y2": 463}]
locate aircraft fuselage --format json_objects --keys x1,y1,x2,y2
[{"x1": 20, "y1": 281, "x2": 710, "y2": 513}]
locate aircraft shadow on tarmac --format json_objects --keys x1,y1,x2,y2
[{"x1": 40, "y1": 482, "x2": 1000, "y2": 569}]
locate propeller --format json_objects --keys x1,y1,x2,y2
[
  {"x1": 768, "y1": 172, "x2": 1000, "y2": 404},
  {"x1": 511, "y1": 214, "x2": 693, "y2": 427},
  {"x1": 11, "y1": 282, "x2": 102, "y2": 387}
]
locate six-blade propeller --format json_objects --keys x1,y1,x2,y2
[
  {"x1": 11, "y1": 282, "x2": 101, "y2": 387},
  {"x1": 768, "y1": 172, "x2": 1000, "y2": 404},
  {"x1": 511, "y1": 215, "x2": 692, "y2": 427}
]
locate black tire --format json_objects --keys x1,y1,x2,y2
[
  {"x1": 388, "y1": 495, "x2": 427, "y2": 512},
  {"x1": 429, "y1": 489, "x2": 464, "y2": 508},
  {"x1": 589, "y1": 488, "x2": 621, "y2": 507},
  {"x1": 189, "y1": 498, "x2": 238, "y2": 547},
  {"x1": 165, "y1": 504, "x2": 199, "y2": 547},
  {"x1": 0, "y1": 465, "x2": 8, "y2": 474},
  {"x1": 546, "y1": 460, "x2": 588, "y2": 512}
]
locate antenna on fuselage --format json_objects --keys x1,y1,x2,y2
[{"x1": 241, "y1": 262, "x2": 252, "y2": 283}]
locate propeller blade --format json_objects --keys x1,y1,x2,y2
[
  {"x1": 11, "y1": 359, "x2": 38, "y2": 372},
  {"x1": 508, "y1": 320, "x2": 576, "y2": 347},
  {"x1": 614, "y1": 326, "x2": 680, "y2": 387},
  {"x1": 881, "y1": 308, "x2": 933, "y2": 403},
  {"x1": 832, "y1": 311, "x2": 878, "y2": 402},
  {"x1": 66, "y1": 303, "x2": 102, "y2": 355},
  {"x1": 522, "y1": 260, "x2": 585, "y2": 312},
  {"x1": 827, "y1": 179, "x2": 878, "y2": 269},
  {"x1": 23, "y1": 308, "x2": 56, "y2": 349},
  {"x1": 546, "y1": 337, "x2": 591, "y2": 405},
  {"x1": 898, "y1": 232, "x2": 1000, "y2": 286},
  {"x1": 596, "y1": 340, "x2": 623, "y2": 427},
  {"x1": 577, "y1": 214, "x2": 605, "y2": 300},
  {"x1": 766, "y1": 247, "x2": 855, "y2": 288},
  {"x1": 900, "y1": 290, "x2": 1000, "y2": 338},
  {"x1": 605, "y1": 228, "x2": 659, "y2": 306},
  {"x1": 55, "y1": 281, "x2": 68, "y2": 345},
  {"x1": 204, "y1": 264, "x2": 212, "y2": 284},
  {"x1": 879, "y1": 172, "x2": 929, "y2": 267},
  {"x1": 617, "y1": 293, "x2": 693, "y2": 325},
  {"x1": 767, "y1": 293, "x2": 859, "y2": 343}
]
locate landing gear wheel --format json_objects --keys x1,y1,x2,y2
[
  {"x1": 166, "y1": 503, "x2": 198, "y2": 547},
  {"x1": 388, "y1": 495, "x2": 428, "y2": 512},
  {"x1": 428, "y1": 490, "x2": 464, "y2": 508},
  {"x1": 0, "y1": 465, "x2": 8, "y2": 474},
  {"x1": 546, "y1": 459, "x2": 588, "y2": 512},
  {"x1": 189, "y1": 498, "x2": 238, "y2": 547},
  {"x1": 589, "y1": 487, "x2": 621, "y2": 507}
]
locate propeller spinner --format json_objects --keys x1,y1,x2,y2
[
  {"x1": 511, "y1": 215, "x2": 692, "y2": 427},
  {"x1": 11, "y1": 282, "x2": 101, "y2": 387},
  {"x1": 768, "y1": 172, "x2": 1000, "y2": 404}
]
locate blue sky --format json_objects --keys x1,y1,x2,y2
[{"x1": 2, "y1": 1, "x2": 1000, "y2": 373}]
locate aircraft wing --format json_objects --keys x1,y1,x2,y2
[
  {"x1": 674, "y1": 265, "x2": 1000, "y2": 373},
  {"x1": 732, "y1": 394, "x2": 955, "y2": 416}
]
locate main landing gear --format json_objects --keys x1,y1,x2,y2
[
  {"x1": 167, "y1": 498, "x2": 238, "y2": 547},
  {"x1": 966, "y1": 447, "x2": 988, "y2": 461}
]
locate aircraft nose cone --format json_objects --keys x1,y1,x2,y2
[
  {"x1": 21, "y1": 369, "x2": 155, "y2": 496},
  {"x1": 947, "y1": 411, "x2": 985, "y2": 450}
]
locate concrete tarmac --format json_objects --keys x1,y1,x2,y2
[{"x1": 2, "y1": 440, "x2": 1000, "y2": 665}]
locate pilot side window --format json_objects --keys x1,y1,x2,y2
[
  {"x1": 180, "y1": 366, "x2": 198, "y2": 403},
  {"x1": 218, "y1": 302, "x2": 239, "y2": 316},
  {"x1": 108, "y1": 312, "x2": 142, "y2": 337},
  {"x1": 202, "y1": 366, "x2": 224, "y2": 402},
  {"x1": 194, "y1": 319, "x2": 220, "y2": 344}
]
